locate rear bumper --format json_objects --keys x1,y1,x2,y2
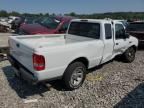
[{"x1": 8, "y1": 55, "x2": 38, "y2": 84}]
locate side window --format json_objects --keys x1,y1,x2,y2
[
  {"x1": 105, "y1": 24, "x2": 112, "y2": 39},
  {"x1": 115, "y1": 24, "x2": 125, "y2": 39}
]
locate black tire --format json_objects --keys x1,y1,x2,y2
[
  {"x1": 63, "y1": 62, "x2": 86, "y2": 90},
  {"x1": 122, "y1": 47, "x2": 136, "y2": 63}
]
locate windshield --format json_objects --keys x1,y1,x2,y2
[
  {"x1": 68, "y1": 22, "x2": 100, "y2": 39},
  {"x1": 127, "y1": 23, "x2": 144, "y2": 31},
  {"x1": 25, "y1": 19, "x2": 34, "y2": 24},
  {"x1": 120, "y1": 21, "x2": 129, "y2": 28},
  {"x1": 39, "y1": 17, "x2": 60, "y2": 29}
]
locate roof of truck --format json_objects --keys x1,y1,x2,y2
[{"x1": 71, "y1": 19, "x2": 122, "y2": 24}]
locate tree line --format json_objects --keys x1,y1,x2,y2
[
  {"x1": 0, "y1": 10, "x2": 144, "y2": 20},
  {"x1": 0, "y1": 10, "x2": 50, "y2": 17},
  {"x1": 67, "y1": 12, "x2": 144, "y2": 20}
]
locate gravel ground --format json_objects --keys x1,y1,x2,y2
[{"x1": 0, "y1": 50, "x2": 144, "y2": 108}]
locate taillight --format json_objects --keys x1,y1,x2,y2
[{"x1": 33, "y1": 53, "x2": 45, "y2": 71}]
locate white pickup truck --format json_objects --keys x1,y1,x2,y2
[{"x1": 8, "y1": 19, "x2": 138, "y2": 90}]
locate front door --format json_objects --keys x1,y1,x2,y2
[{"x1": 114, "y1": 23, "x2": 129, "y2": 54}]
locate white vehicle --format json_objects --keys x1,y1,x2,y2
[
  {"x1": 8, "y1": 19, "x2": 138, "y2": 90},
  {"x1": 0, "y1": 18, "x2": 11, "y2": 28},
  {"x1": 8, "y1": 16, "x2": 20, "y2": 24}
]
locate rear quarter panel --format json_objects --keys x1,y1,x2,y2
[{"x1": 35, "y1": 40, "x2": 104, "y2": 81}]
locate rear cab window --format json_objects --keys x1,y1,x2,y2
[{"x1": 68, "y1": 22, "x2": 100, "y2": 39}]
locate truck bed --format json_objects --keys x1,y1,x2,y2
[
  {"x1": 16, "y1": 34, "x2": 66, "y2": 49},
  {"x1": 9, "y1": 34, "x2": 94, "y2": 73},
  {"x1": 11, "y1": 34, "x2": 93, "y2": 49}
]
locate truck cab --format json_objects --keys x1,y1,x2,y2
[{"x1": 67, "y1": 19, "x2": 137, "y2": 64}]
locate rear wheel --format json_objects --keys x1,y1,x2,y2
[
  {"x1": 63, "y1": 62, "x2": 86, "y2": 90},
  {"x1": 122, "y1": 47, "x2": 136, "y2": 63}
]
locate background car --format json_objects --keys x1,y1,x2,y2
[
  {"x1": 19, "y1": 16, "x2": 73, "y2": 35},
  {"x1": 126, "y1": 21, "x2": 144, "y2": 45}
]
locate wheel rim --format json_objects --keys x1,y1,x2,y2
[
  {"x1": 127, "y1": 48, "x2": 135, "y2": 61},
  {"x1": 70, "y1": 67, "x2": 84, "y2": 87}
]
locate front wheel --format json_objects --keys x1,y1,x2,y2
[
  {"x1": 122, "y1": 47, "x2": 136, "y2": 63},
  {"x1": 63, "y1": 62, "x2": 86, "y2": 90}
]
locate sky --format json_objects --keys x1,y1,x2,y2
[{"x1": 0, "y1": 0, "x2": 144, "y2": 14}]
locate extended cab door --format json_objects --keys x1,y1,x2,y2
[
  {"x1": 114, "y1": 23, "x2": 129, "y2": 54},
  {"x1": 101, "y1": 23, "x2": 114, "y2": 63}
]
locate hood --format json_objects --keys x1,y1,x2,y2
[{"x1": 20, "y1": 23, "x2": 56, "y2": 34}]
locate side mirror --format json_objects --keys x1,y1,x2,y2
[{"x1": 125, "y1": 33, "x2": 130, "y2": 39}]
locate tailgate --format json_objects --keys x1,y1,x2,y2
[{"x1": 9, "y1": 36, "x2": 34, "y2": 72}]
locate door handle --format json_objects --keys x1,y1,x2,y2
[{"x1": 116, "y1": 43, "x2": 119, "y2": 45}]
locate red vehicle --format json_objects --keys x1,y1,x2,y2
[{"x1": 19, "y1": 16, "x2": 73, "y2": 35}]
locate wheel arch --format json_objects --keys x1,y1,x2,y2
[
  {"x1": 68, "y1": 57, "x2": 89, "y2": 69},
  {"x1": 130, "y1": 45, "x2": 137, "y2": 52}
]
